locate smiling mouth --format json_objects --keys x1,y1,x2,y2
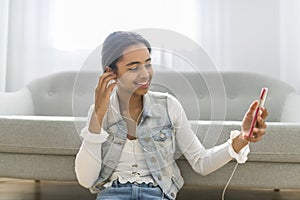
[{"x1": 135, "y1": 81, "x2": 150, "y2": 88}]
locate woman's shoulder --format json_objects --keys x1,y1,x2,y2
[
  {"x1": 147, "y1": 91, "x2": 180, "y2": 105},
  {"x1": 147, "y1": 91, "x2": 186, "y2": 122},
  {"x1": 147, "y1": 90, "x2": 176, "y2": 100}
]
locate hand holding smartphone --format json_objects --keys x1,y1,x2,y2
[{"x1": 248, "y1": 87, "x2": 268, "y2": 138}]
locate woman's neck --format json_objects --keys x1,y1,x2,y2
[
  {"x1": 117, "y1": 90, "x2": 143, "y2": 116},
  {"x1": 117, "y1": 90, "x2": 144, "y2": 140}
]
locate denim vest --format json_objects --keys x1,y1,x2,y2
[{"x1": 90, "y1": 91, "x2": 184, "y2": 199}]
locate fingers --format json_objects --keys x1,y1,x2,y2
[
  {"x1": 256, "y1": 116, "x2": 267, "y2": 129},
  {"x1": 245, "y1": 135, "x2": 263, "y2": 143},
  {"x1": 260, "y1": 107, "x2": 269, "y2": 120},
  {"x1": 244, "y1": 127, "x2": 266, "y2": 142},
  {"x1": 255, "y1": 107, "x2": 268, "y2": 129},
  {"x1": 242, "y1": 101, "x2": 268, "y2": 143},
  {"x1": 106, "y1": 81, "x2": 117, "y2": 93},
  {"x1": 96, "y1": 71, "x2": 117, "y2": 93},
  {"x1": 253, "y1": 127, "x2": 266, "y2": 137},
  {"x1": 245, "y1": 100, "x2": 259, "y2": 117}
]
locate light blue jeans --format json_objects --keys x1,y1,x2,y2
[{"x1": 96, "y1": 179, "x2": 171, "y2": 200}]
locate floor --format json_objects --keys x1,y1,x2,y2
[{"x1": 0, "y1": 178, "x2": 300, "y2": 200}]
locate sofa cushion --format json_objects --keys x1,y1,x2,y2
[
  {"x1": 27, "y1": 72, "x2": 85, "y2": 117},
  {"x1": 281, "y1": 93, "x2": 300, "y2": 122},
  {"x1": 0, "y1": 116, "x2": 85, "y2": 155},
  {"x1": 189, "y1": 121, "x2": 300, "y2": 163},
  {"x1": 26, "y1": 71, "x2": 295, "y2": 122},
  {"x1": 0, "y1": 88, "x2": 34, "y2": 115},
  {"x1": 1, "y1": 116, "x2": 299, "y2": 163},
  {"x1": 152, "y1": 71, "x2": 295, "y2": 121}
]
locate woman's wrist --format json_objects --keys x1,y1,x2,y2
[
  {"x1": 88, "y1": 111, "x2": 102, "y2": 134},
  {"x1": 232, "y1": 133, "x2": 249, "y2": 153}
]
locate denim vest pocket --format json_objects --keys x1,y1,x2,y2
[
  {"x1": 152, "y1": 126, "x2": 173, "y2": 142},
  {"x1": 151, "y1": 126, "x2": 175, "y2": 164}
]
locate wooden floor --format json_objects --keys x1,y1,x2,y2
[
  {"x1": 0, "y1": 178, "x2": 95, "y2": 200},
  {"x1": 1, "y1": 178, "x2": 300, "y2": 200}
]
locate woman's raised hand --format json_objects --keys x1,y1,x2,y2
[
  {"x1": 88, "y1": 70, "x2": 117, "y2": 134},
  {"x1": 94, "y1": 71, "x2": 117, "y2": 125}
]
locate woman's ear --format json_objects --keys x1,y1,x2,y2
[
  {"x1": 104, "y1": 66, "x2": 118, "y2": 80},
  {"x1": 104, "y1": 66, "x2": 112, "y2": 73}
]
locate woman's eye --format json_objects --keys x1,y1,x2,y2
[
  {"x1": 129, "y1": 66, "x2": 138, "y2": 71},
  {"x1": 129, "y1": 63, "x2": 151, "y2": 71}
]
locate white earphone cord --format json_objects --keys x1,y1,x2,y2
[{"x1": 221, "y1": 162, "x2": 239, "y2": 200}]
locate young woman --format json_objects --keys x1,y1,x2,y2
[{"x1": 75, "y1": 31, "x2": 268, "y2": 200}]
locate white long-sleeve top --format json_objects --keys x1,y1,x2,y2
[{"x1": 75, "y1": 93, "x2": 250, "y2": 189}]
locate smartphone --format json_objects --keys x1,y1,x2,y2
[{"x1": 248, "y1": 87, "x2": 268, "y2": 138}]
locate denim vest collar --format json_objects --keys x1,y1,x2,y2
[{"x1": 104, "y1": 90, "x2": 162, "y2": 129}]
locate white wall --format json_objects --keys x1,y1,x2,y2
[
  {"x1": 198, "y1": 0, "x2": 300, "y2": 92},
  {"x1": 280, "y1": 0, "x2": 300, "y2": 92},
  {"x1": 200, "y1": 0, "x2": 280, "y2": 75},
  {"x1": 225, "y1": 0, "x2": 280, "y2": 77}
]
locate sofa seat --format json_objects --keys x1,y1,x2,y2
[
  {"x1": 189, "y1": 121, "x2": 300, "y2": 163},
  {"x1": 1, "y1": 114, "x2": 300, "y2": 190},
  {"x1": 0, "y1": 116, "x2": 84, "y2": 155},
  {"x1": 3, "y1": 116, "x2": 299, "y2": 163}
]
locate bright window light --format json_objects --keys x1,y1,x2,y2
[
  {"x1": 52, "y1": 0, "x2": 197, "y2": 51},
  {"x1": 52, "y1": 0, "x2": 163, "y2": 51}
]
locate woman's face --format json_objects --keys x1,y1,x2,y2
[{"x1": 115, "y1": 43, "x2": 153, "y2": 96}]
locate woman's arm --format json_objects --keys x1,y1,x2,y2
[
  {"x1": 75, "y1": 105, "x2": 109, "y2": 188},
  {"x1": 167, "y1": 95, "x2": 250, "y2": 176},
  {"x1": 75, "y1": 70, "x2": 117, "y2": 188}
]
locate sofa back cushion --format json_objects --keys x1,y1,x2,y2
[
  {"x1": 152, "y1": 71, "x2": 295, "y2": 121},
  {"x1": 0, "y1": 88, "x2": 34, "y2": 115},
  {"x1": 27, "y1": 72, "x2": 86, "y2": 117},
  {"x1": 27, "y1": 71, "x2": 295, "y2": 121}
]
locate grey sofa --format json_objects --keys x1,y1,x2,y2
[{"x1": 1, "y1": 71, "x2": 300, "y2": 198}]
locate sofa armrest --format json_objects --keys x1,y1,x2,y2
[
  {"x1": 280, "y1": 92, "x2": 300, "y2": 122},
  {"x1": 0, "y1": 88, "x2": 34, "y2": 115}
]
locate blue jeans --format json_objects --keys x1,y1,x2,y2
[{"x1": 96, "y1": 179, "x2": 171, "y2": 200}]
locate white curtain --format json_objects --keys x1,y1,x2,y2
[
  {"x1": 1, "y1": 0, "x2": 95, "y2": 92},
  {"x1": 1, "y1": 0, "x2": 300, "y2": 92},
  {"x1": 0, "y1": 0, "x2": 201, "y2": 92},
  {"x1": 198, "y1": 0, "x2": 300, "y2": 93},
  {"x1": 280, "y1": 0, "x2": 300, "y2": 92},
  {"x1": 0, "y1": 0, "x2": 65, "y2": 92},
  {"x1": 0, "y1": 0, "x2": 9, "y2": 92}
]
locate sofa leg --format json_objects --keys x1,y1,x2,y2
[
  {"x1": 35, "y1": 180, "x2": 40, "y2": 183},
  {"x1": 274, "y1": 188, "x2": 280, "y2": 192}
]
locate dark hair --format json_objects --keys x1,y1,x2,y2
[{"x1": 101, "y1": 31, "x2": 152, "y2": 72}]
